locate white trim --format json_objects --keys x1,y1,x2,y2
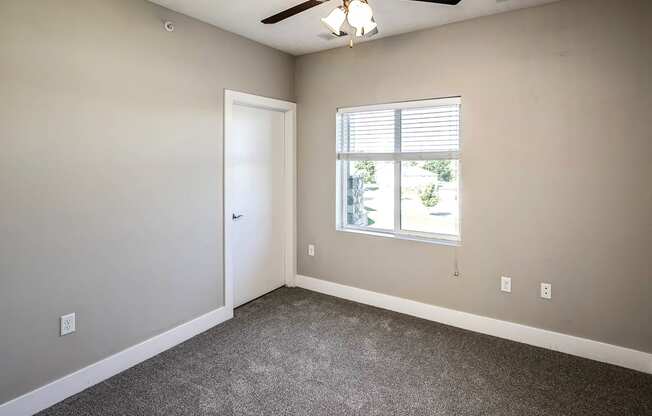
[
  {"x1": 336, "y1": 96, "x2": 462, "y2": 245},
  {"x1": 393, "y1": 109, "x2": 402, "y2": 235},
  {"x1": 296, "y1": 274, "x2": 652, "y2": 375},
  {"x1": 283, "y1": 106, "x2": 298, "y2": 287},
  {"x1": 337, "y1": 226, "x2": 461, "y2": 246},
  {"x1": 338, "y1": 96, "x2": 461, "y2": 113},
  {"x1": 0, "y1": 307, "x2": 232, "y2": 416},
  {"x1": 224, "y1": 90, "x2": 297, "y2": 307},
  {"x1": 337, "y1": 151, "x2": 460, "y2": 161}
]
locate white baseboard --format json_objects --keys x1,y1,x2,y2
[
  {"x1": 4, "y1": 278, "x2": 649, "y2": 416},
  {"x1": 296, "y1": 274, "x2": 652, "y2": 374},
  {"x1": 0, "y1": 306, "x2": 233, "y2": 416}
]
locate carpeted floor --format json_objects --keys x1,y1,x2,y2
[{"x1": 38, "y1": 287, "x2": 651, "y2": 415}]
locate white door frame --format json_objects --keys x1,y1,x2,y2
[{"x1": 223, "y1": 90, "x2": 297, "y2": 313}]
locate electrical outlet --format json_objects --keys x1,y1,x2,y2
[
  {"x1": 501, "y1": 276, "x2": 512, "y2": 293},
  {"x1": 308, "y1": 244, "x2": 315, "y2": 257},
  {"x1": 60, "y1": 313, "x2": 76, "y2": 336},
  {"x1": 540, "y1": 283, "x2": 552, "y2": 300}
]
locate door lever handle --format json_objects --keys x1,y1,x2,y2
[{"x1": 232, "y1": 214, "x2": 244, "y2": 221}]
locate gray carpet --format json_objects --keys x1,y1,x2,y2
[{"x1": 38, "y1": 287, "x2": 651, "y2": 415}]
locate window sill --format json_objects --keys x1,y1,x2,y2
[{"x1": 336, "y1": 226, "x2": 461, "y2": 247}]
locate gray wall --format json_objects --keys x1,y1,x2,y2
[
  {"x1": 0, "y1": 0, "x2": 293, "y2": 403},
  {"x1": 296, "y1": 0, "x2": 652, "y2": 353}
]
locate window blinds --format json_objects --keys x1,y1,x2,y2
[
  {"x1": 400, "y1": 105, "x2": 460, "y2": 153},
  {"x1": 337, "y1": 97, "x2": 460, "y2": 160},
  {"x1": 341, "y1": 109, "x2": 395, "y2": 153}
]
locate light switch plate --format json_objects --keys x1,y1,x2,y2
[{"x1": 308, "y1": 244, "x2": 315, "y2": 257}]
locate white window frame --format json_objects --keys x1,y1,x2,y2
[{"x1": 335, "y1": 97, "x2": 462, "y2": 246}]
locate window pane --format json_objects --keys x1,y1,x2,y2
[
  {"x1": 400, "y1": 160, "x2": 459, "y2": 237},
  {"x1": 346, "y1": 161, "x2": 394, "y2": 230}
]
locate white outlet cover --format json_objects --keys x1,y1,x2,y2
[
  {"x1": 501, "y1": 276, "x2": 512, "y2": 293},
  {"x1": 60, "y1": 313, "x2": 76, "y2": 336},
  {"x1": 308, "y1": 244, "x2": 315, "y2": 257},
  {"x1": 540, "y1": 283, "x2": 552, "y2": 300}
]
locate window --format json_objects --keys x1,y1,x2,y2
[{"x1": 336, "y1": 97, "x2": 461, "y2": 244}]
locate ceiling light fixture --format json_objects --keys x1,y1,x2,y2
[
  {"x1": 321, "y1": 6, "x2": 346, "y2": 34},
  {"x1": 319, "y1": 0, "x2": 376, "y2": 47},
  {"x1": 346, "y1": 0, "x2": 374, "y2": 35}
]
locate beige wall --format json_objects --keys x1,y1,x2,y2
[
  {"x1": 296, "y1": 0, "x2": 652, "y2": 353},
  {"x1": 0, "y1": 0, "x2": 293, "y2": 403}
]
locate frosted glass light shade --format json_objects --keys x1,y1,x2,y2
[
  {"x1": 361, "y1": 19, "x2": 377, "y2": 36},
  {"x1": 321, "y1": 7, "x2": 346, "y2": 34},
  {"x1": 347, "y1": 0, "x2": 373, "y2": 30}
]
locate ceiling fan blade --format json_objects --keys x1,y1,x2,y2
[
  {"x1": 261, "y1": 0, "x2": 330, "y2": 24},
  {"x1": 406, "y1": 0, "x2": 462, "y2": 5}
]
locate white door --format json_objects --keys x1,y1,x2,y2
[{"x1": 229, "y1": 104, "x2": 285, "y2": 307}]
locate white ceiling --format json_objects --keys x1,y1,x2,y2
[{"x1": 148, "y1": 0, "x2": 561, "y2": 56}]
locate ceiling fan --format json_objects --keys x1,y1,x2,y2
[{"x1": 262, "y1": 0, "x2": 462, "y2": 46}]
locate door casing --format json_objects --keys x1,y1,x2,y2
[{"x1": 223, "y1": 90, "x2": 296, "y2": 313}]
